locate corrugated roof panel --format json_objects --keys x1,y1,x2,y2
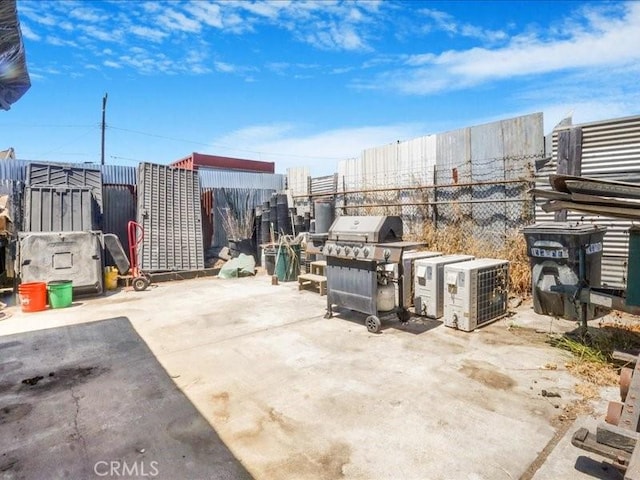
[
  {"x1": 170, "y1": 152, "x2": 275, "y2": 173},
  {"x1": 198, "y1": 168, "x2": 284, "y2": 190}
]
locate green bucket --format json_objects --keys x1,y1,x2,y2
[
  {"x1": 47, "y1": 280, "x2": 73, "y2": 309},
  {"x1": 275, "y1": 244, "x2": 300, "y2": 282}
]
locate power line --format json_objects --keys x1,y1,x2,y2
[
  {"x1": 106, "y1": 125, "x2": 348, "y2": 161},
  {"x1": 36, "y1": 127, "x2": 98, "y2": 158}
]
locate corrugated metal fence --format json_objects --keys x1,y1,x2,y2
[
  {"x1": 293, "y1": 113, "x2": 544, "y2": 244},
  {"x1": 534, "y1": 114, "x2": 640, "y2": 286}
]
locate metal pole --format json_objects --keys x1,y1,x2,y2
[
  {"x1": 101, "y1": 92, "x2": 108, "y2": 165},
  {"x1": 579, "y1": 245, "x2": 588, "y2": 334}
]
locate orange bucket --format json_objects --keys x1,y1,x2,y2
[{"x1": 18, "y1": 282, "x2": 47, "y2": 313}]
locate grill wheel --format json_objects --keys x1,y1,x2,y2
[{"x1": 365, "y1": 315, "x2": 381, "y2": 333}]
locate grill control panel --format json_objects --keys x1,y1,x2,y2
[{"x1": 322, "y1": 241, "x2": 403, "y2": 263}]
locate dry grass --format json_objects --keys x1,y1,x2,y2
[
  {"x1": 419, "y1": 221, "x2": 531, "y2": 297},
  {"x1": 550, "y1": 326, "x2": 640, "y2": 387},
  {"x1": 566, "y1": 361, "x2": 619, "y2": 386},
  {"x1": 574, "y1": 382, "x2": 602, "y2": 400}
]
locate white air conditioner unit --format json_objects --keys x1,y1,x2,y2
[
  {"x1": 400, "y1": 250, "x2": 442, "y2": 307},
  {"x1": 443, "y1": 258, "x2": 509, "y2": 331},
  {"x1": 414, "y1": 254, "x2": 475, "y2": 318}
]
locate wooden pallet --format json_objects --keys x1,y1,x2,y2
[{"x1": 298, "y1": 273, "x2": 326, "y2": 296}]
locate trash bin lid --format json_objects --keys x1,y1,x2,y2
[{"x1": 522, "y1": 222, "x2": 606, "y2": 234}]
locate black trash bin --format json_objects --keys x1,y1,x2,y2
[{"x1": 522, "y1": 222, "x2": 607, "y2": 321}]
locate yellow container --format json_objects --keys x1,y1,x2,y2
[{"x1": 104, "y1": 266, "x2": 118, "y2": 290}]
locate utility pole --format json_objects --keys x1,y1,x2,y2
[{"x1": 101, "y1": 92, "x2": 108, "y2": 165}]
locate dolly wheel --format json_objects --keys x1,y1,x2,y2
[
  {"x1": 133, "y1": 276, "x2": 150, "y2": 291},
  {"x1": 365, "y1": 315, "x2": 381, "y2": 333}
]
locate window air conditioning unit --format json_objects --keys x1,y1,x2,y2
[
  {"x1": 443, "y1": 258, "x2": 509, "y2": 331},
  {"x1": 414, "y1": 254, "x2": 475, "y2": 319}
]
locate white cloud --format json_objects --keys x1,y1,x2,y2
[
  {"x1": 214, "y1": 61, "x2": 236, "y2": 73},
  {"x1": 419, "y1": 8, "x2": 507, "y2": 43},
  {"x1": 185, "y1": 2, "x2": 224, "y2": 29},
  {"x1": 45, "y1": 36, "x2": 78, "y2": 47},
  {"x1": 369, "y1": 2, "x2": 640, "y2": 95},
  {"x1": 20, "y1": 23, "x2": 40, "y2": 41},
  {"x1": 103, "y1": 60, "x2": 122, "y2": 69},
  {"x1": 78, "y1": 25, "x2": 123, "y2": 43},
  {"x1": 129, "y1": 25, "x2": 168, "y2": 42},
  {"x1": 70, "y1": 7, "x2": 106, "y2": 23},
  {"x1": 243, "y1": 1, "x2": 291, "y2": 19},
  {"x1": 211, "y1": 123, "x2": 428, "y2": 175},
  {"x1": 157, "y1": 9, "x2": 201, "y2": 33}
]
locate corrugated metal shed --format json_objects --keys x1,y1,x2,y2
[
  {"x1": 198, "y1": 168, "x2": 284, "y2": 190},
  {"x1": 137, "y1": 163, "x2": 204, "y2": 272},
  {"x1": 171, "y1": 152, "x2": 275, "y2": 173},
  {"x1": 534, "y1": 114, "x2": 640, "y2": 286}
]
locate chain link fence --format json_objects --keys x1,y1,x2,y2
[{"x1": 332, "y1": 155, "x2": 538, "y2": 248}]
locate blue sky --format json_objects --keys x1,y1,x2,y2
[{"x1": 2, "y1": 0, "x2": 640, "y2": 175}]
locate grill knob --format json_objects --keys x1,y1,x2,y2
[
  {"x1": 353, "y1": 247, "x2": 359, "y2": 256},
  {"x1": 344, "y1": 246, "x2": 351, "y2": 255},
  {"x1": 363, "y1": 247, "x2": 370, "y2": 258},
  {"x1": 327, "y1": 245, "x2": 333, "y2": 254},
  {"x1": 336, "y1": 246, "x2": 342, "y2": 254}
]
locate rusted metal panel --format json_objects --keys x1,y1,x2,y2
[{"x1": 170, "y1": 152, "x2": 275, "y2": 173}]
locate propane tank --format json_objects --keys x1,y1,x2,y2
[{"x1": 376, "y1": 283, "x2": 396, "y2": 312}]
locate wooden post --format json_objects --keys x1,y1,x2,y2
[{"x1": 555, "y1": 127, "x2": 583, "y2": 222}]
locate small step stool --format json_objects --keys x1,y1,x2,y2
[
  {"x1": 310, "y1": 260, "x2": 327, "y2": 276},
  {"x1": 298, "y1": 273, "x2": 327, "y2": 296}
]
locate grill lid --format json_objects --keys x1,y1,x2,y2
[{"x1": 327, "y1": 215, "x2": 403, "y2": 243}]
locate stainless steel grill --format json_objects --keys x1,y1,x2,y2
[{"x1": 322, "y1": 215, "x2": 424, "y2": 333}]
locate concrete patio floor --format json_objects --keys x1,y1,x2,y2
[{"x1": 0, "y1": 273, "x2": 624, "y2": 479}]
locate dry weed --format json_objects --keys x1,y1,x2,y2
[
  {"x1": 566, "y1": 360, "x2": 619, "y2": 386},
  {"x1": 574, "y1": 382, "x2": 603, "y2": 400},
  {"x1": 419, "y1": 222, "x2": 531, "y2": 297}
]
